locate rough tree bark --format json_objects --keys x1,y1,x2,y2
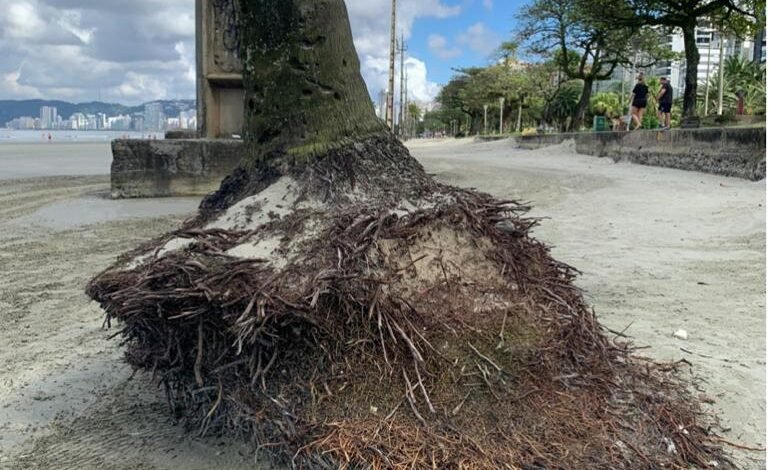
[
  {"x1": 682, "y1": 21, "x2": 700, "y2": 118},
  {"x1": 239, "y1": 0, "x2": 385, "y2": 162},
  {"x1": 571, "y1": 77, "x2": 594, "y2": 130},
  {"x1": 198, "y1": 0, "x2": 432, "y2": 214}
]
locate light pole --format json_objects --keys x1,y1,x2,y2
[
  {"x1": 516, "y1": 93, "x2": 524, "y2": 133},
  {"x1": 498, "y1": 97, "x2": 505, "y2": 135},
  {"x1": 386, "y1": 0, "x2": 397, "y2": 131},
  {"x1": 483, "y1": 104, "x2": 489, "y2": 135},
  {"x1": 704, "y1": 29, "x2": 714, "y2": 116},
  {"x1": 717, "y1": 28, "x2": 725, "y2": 116}
]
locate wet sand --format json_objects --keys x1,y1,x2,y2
[
  {"x1": 0, "y1": 139, "x2": 764, "y2": 469},
  {"x1": 0, "y1": 142, "x2": 113, "y2": 179}
]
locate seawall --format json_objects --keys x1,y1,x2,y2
[
  {"x1": 513, "y1": 127, "x2": 766, "y2": 181},
  {"x1": 111, "y1": 128, "x2": 766, "y2": 198}
]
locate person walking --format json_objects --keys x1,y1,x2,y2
[
  {"x1": 656, "y1": 76, "x2": 673, "y2": 129},
  {"x1": 629, "y1": 72, "x2": 649, "y2": 130}
]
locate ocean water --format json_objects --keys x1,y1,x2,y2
[
  {"x1": 0, "y1": 130, "x2": 167, "y2": 179},
  {"x1": 0, "y1": 129, "x2": 165, "y2": 143},
  {"x1": 0, "y1": 129, "x2": 202, "y2": 226}
]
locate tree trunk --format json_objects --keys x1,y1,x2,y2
[
  {"x1": 569, "y1": 78, "x2": 593, "y2": 131},
  {"x1": 682, "y1": 23, "x2": 700, "y2": 118},
  {"x1": 239, "y1": 0, "x2": 385, "y2": 163},
  {"x1": 199, "y1": 0, "x2": 430, "y2": 213}
]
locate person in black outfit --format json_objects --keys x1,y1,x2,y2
[
  {"x1": 656, "y1": 76, "x2": 673, "y2": 129},
  {"x1": 629, "y1": 72, "x2": 648, "y2": 130}
]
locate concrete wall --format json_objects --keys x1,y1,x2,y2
[
  {"x1": 111, "y1": 139, "x2": 243, "y2": 198},
  {"x1": 196, "y1": 0, "x2": 244, "y2": 139},
  {"x1": 515, "y1": 128, "x2": 766, "y2": 181}
]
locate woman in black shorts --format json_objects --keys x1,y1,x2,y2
[{"x1": 629, "y1": 72, "x2": 648, "y2": 130}]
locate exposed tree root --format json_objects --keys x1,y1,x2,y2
[{"x1": 88, "y1": 134, "x2": 734, "y2": 469}]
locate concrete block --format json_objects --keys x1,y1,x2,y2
[{"x1": 111, "y1": 139, "x2": 244, "y2": 198}]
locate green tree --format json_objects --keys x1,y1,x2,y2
[
  {"x1": 407, "y1": 102, "x2": 423, "y2": 122},
  {"x1": 545, "y1": 81, "x2": 582, "y2": 131},
  {"x1": 521, "y1": 61, "x2": 567, "y2": 127},
  {"x1": 435, "y1": 71, "x2": 478, "y2": 134},
  {"x1": 590, "y1": 92, "x2": 623, "y2": 117},
  {"x1": 497, "y1": 40, "x2": 520, "y2": 67},
  {"x1": 436, "y1": 60, "x2": 565, "y2": 134},
  {"x1": 698, "y1": 55, "x2": 766, "y2": 115},
  {"x1": 517, "y1": 0, "x2": 668, "y2": 130},
  {"x1": 597, "y1": 0, "x2": 764, "y2": 117}
]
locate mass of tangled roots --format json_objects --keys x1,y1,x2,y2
[{"x1": 87, "y1": 135, "x2": 734, "y2": 469}]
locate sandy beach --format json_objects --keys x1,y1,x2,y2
[{"x1": 0, "y1": 139, "x2": 764, "y2": 469}]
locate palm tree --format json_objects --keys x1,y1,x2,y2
[
  {"x1": 545, "y1": 82, "x2": 581, "y2": 131},
  {"x1": 698, "y1": 55, "x2": 766, "y2": 116}
]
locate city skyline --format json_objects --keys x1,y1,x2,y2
[{"x1": 4, "y1": 100, "x2": 196, "y2": 132}]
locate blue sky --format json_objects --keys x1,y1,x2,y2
[
  {"x1": 350, "y1": 0, "x2": 532, "y2": 104},
  {"x1": 409, "y1": 0, "x2": 526, "y2": 85}
]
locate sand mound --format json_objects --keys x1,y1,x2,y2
[{"x1": 87, "y1": 135, "x2": 733, "y2": 469}]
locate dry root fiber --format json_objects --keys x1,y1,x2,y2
[{"x1": 88, "y1": 135, "x2": 734, "y2": 469}]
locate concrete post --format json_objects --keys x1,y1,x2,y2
[
  {"x1": 196, "y1": 0, "x2": 245, "y2": 139},
  {"x1": 499, "y1": 97, "x2": 505, "y2": 135},
  {"x1": 717, "y1": 30, "x2": 725, "y2": 116}
]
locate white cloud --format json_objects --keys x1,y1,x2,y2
[
  {"x1": 428, "y1": 34, "x2": 463, "y2": 60},
  {"x1": 483, "y1": 0, "x2": 493, "y2": 10},
  {"x1": 457, "y1": 22, "x2": 500, "y2": 58},
  {"x1": 405, "y1": 58, "x2": 442, "y2": 103},
  {"x1": 0, "y1": 63, "x2": 43, "y2": 99},
  {"x1": 348, "y1": 0, "x2": 461, "y2": 103},
  {"x1": 5, "y1": 2, "x2": 46, "y2": 40},
  {"x1": 113, "y1": 72, "x2": 169, "y2": 101},
  {"x1": 0, "y1": 0, "x2": 456, "y2": 105}
]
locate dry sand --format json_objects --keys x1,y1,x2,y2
[{"x1": 0, "y1": 138, "x2": 764, "y2": 469}]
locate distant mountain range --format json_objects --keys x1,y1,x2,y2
[{"x1": 0, "y1": 99, "x2": 196, "y2": 123}]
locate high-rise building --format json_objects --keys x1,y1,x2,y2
[
  {"x1": 40, "y1": 106, "x2": 57, "y2": 129},
  {"x1": 753, "y1": 29, "x2": 766, "y2": 63},
  {"x1": 377, "y1": 90, "x2": 387, "y2": 120},
  {"x1": 132, "y1": 115, "x2": 145, "y2": 132},
  {"x1": 178, "y1": 110, "x2": 196, "y2": 129},
  {"x1": 658, "y1": 26, "x2": 759, "y2": 97},
  {"x1": 108, "y1": 115, "x2": 133, "y2": 130},
  {"x1": 144, "y1": 103, "x2": 165, "y2": 131},
  {"x1": 70, "y1": 113, "x2": 87, "y2": 130}
]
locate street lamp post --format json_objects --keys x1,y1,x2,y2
[
  {"x1": 717, "y1": 29, "x2": 725, "y2": 116},
  {"x1": 483, "y1": 104, "x2": 489, "y2": 135},
  {"x1": 704, "y1": 30, "x2": 714, "y2": 116},
  {"x1": 498, "y1": 97, "x2": 505, "y2": 135}
]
